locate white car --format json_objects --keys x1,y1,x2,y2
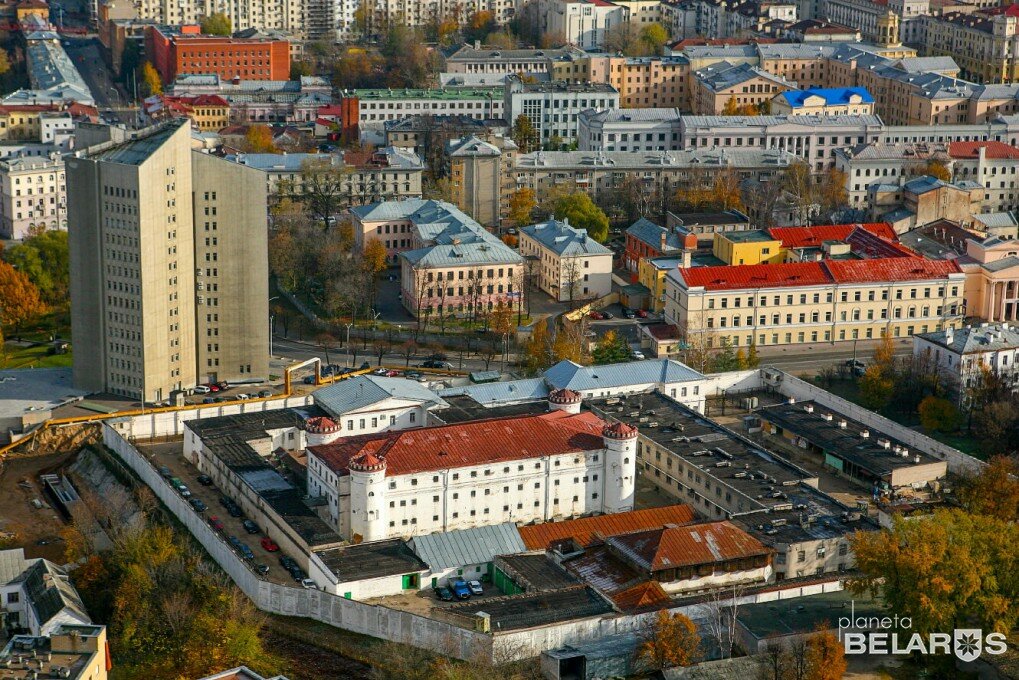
[
  {"x1": 193, "y1": 385, "x2": 211, "y2": 394},
  {"x1": 632, "y1": 351, "x2": 646, "y2": 360},
  {"x1": 236, "y1": 393, "x2": 250, "y2": 400},
  {"x1": 300, "y1": 578, "x2": 317, "y2": 589}
]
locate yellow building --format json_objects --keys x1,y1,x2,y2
[
  {"x1": 712, "y1": 230, "x2": 784, "y2": 265},
  {"x1": 0, "y1": 106, "x2": 50, "y2": 141},
  {"x1": 638, "y1": 255, "x2": 687, "y2": 312},
  {"x1": 664, "y1": 258, "x2": 966, "y2": 349}
]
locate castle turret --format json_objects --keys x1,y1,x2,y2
[
  {"x1": 548, "y1": 388, "x2": 582, "y2": 414},
  {"x1": 305, "y1": 416, "x2": 343, "y2": 446},
  {"x1": 602, "y1": 421, "x2": 637, "y2": 514},
  {"x1": 349, "y1": 452, "x2": 387, "y2": 542}
]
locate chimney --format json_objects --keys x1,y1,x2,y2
[
  {"x1": 660, "y1": 230, "x2": 667, "y2": 250},
  {"x1": 475, "y1": 39, "x2": 481, "y2": 50},
  {"x1": 945, "y1": 326, "x2": 954, "y2": 345}
]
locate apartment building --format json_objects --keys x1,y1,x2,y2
[
  {"x1": 914, "y1": 323, "x2": 1019, "y2": 398},
  {"x1": 384, "y1": 115, "x2": 509, "y2": 157},
  {"x1": 0, "y1": 154, "x2": 65, "y2": 239},
  {"x1": 343, "y1": 87, "x2": 503, "y2": 143},
  {"x1": 143, "y1": 94, "x2": 231, "y2": 131},
  {"x1": 624, "y1": 216, "x2": 698, "y2": 270},
  {"x1": 132, "y1": 0, "x2": 306, "y2": 38},
  {"x1": 837, "y1": 140, "x2": 1019, "y2": 214},
  {"x1": 444, "y1": 43, "x2": 586, "y2": 75},
  {"x1": 922, "y1": 7, "x2": 1019, "y2": 84},
  {"x1": 578, "y1": 108, "x2": 683, "y2": 152},
  {"x1": 771, "y1": 86, "x2": 875, "y2": 115},
  {"x1": 545, "y1": 0, "x2": 628, "y2": 50},
  {"x1": 446, "y1": 135, "x2": 517, "y2": 227},
  {"x1": 519, "y1": 218, "x2": 613, "y2": 302},
  {"x1": 0, "y1": 624, "x2": 109, "y2": 680},
  {"x1": 513, "y1": 147, "x2": 798, "y2": 204},
  {"x1": 503, "y1": 78, "x2": 619, "y2": 146},
  {"x1": 66, "y1": 121, "x2": 269, "y2": 401},
  {"x1": 664, "y1": 256, "x2": 965, "y2": 348},
  {"x1": 822, "y1": 0, "x2": 924, "y2": 45},
  {"x1": 691, "y1": 61, "x2": 796, "y2": 114},
  {"x1": 145, "y1": 25, "x2": 290, "y2": 84},
  {"x1": 565, "y1": 55, "x2": 691, "y2": 109},
  {"x1": 306, "y1": 409, "x2": 635, "y2": 541}
]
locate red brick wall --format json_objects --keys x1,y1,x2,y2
[{"x1": 148, "y1": 29, "x2": 290, "y2": 83}]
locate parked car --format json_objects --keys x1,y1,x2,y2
[
  {"x1": 216, "y1": 381, "x2": 229, "y2": 390},
  {"x1": 291, "y1": 567, "x2": 308, "y2": 582},
  {"x1": 193, "y1": 385, "x2": 211, "y2": 394},
  {"x1": 255, "y1": 563, "x2": 270, "y2": 575},
  {"x1": 239, "y1": 544, "x2": 255, "y2": 561},
  {"x1": 242, "y1": 519, "x2": 260, "y2": 534},
  {"x1": 636, "y1": 309, "x2": 649, "y2": 318},
  {"x1": 177, "y1": 485, "x2": 192, "y2": 498},
  {"x1": 303, "y1": 375, "x2": 316, "y2": 384},
  {"x1": 601, "y1": 311, "x2": 614, "y2": 319},
  {"x1": 359, "y1": 362, "x2": 371, "y2": 370},
  {"x1": 467, "y1": 580, "x2": 484, "y2": 596},
  {"x1": 220, "y1": 497, "x2": 243, "y2": 517},
  {"x1": 623, "y1": 308, "x2": 636, "y2": 319},
  {"x1": 207, "y1": 515, "x2": 224, "y2": 532},
  {"x1": 236, "y1": 393, "x2": 250, "y2": 400},
  {"x1": 261, "y1": 537, "x2": 280, "y2": 552},
  {"x1": 300, "y1": 578, "x2": 317, "y2": 589},
  {"x1": 170, "y1": 476, "x2": 183, "y2": 488},
  {"x1": 631, "y1": 351, "x2": 645, "y2": 360},
  {"x1": 421, "y1": 360, "x2": 453, "y2": 369},
  {"x1": 158, "y1": 466, "x2": 172, "y2": 478},
  {"x1": 207, "y1": 383, "x2": 220, "y2": 393},
  {"x1": 189, "y1": 498, "x2": 207, "y2": 512},
  {"x1": 405, "y1": 371, "x2": 422, "y2": 380},
  {"x1": 845, "y1": 358, "x2": 867, "y2": 374},
  {"x1": 450, "y1": 578, "x2": 472, "y2": 600},
  {"x1": 197, "y1": 474, "x2": 213, "y2": 486},
  {"x1": 372, "y1": 368, "x2": 388, "y2": 376},
  {"x1": 588, "y1": 311, "x2": 604, "y2": 320},
  {"x1": 429, "y1": 352, "x2": 449, "y2": 361},
  {"x1": 434, "y1": 585, "x2": 455, "y2": 602},
  {"x1": 258, "y1": 389, "x2": 272, "y2": 398},
  {"x1": 228, "y1": 535, "x2": 243, "y2": 550},
  {"x1": 202, "y1": 398, "x2": 215, "y2": 404},
  {"x1": 279, "y1": 555, "x2": 298, "y2": 570}
]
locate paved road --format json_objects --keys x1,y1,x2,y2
[{"x1": 62, "y1": 37, "x2": 137, "y2": 124}]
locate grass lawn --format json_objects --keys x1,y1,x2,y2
[
  {"x1": 3, "y1": 343, "x2": 72, "y2": 370},
  {"x1": 818, "y1": 377, "x2": 985, "y2": 459}
]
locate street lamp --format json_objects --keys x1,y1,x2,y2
[
  {"x1": 268, "y1": 296, "x2": 279, "y2": 358},
  {"x1": 344, "y1": 322, "x2": 353, "y2": 366}
]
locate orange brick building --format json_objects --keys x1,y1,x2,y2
[{"x1": 145, "y1": 25, "x2": 289, "y2": 84}]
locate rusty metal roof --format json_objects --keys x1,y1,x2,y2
[
  {"x1": 607, "y1": 521, "x2": 770, "y2": 572},
  {"x1": 520, "y1": 504, "x2": 697, "y2": 551}
]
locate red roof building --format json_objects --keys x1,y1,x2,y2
[
  {"x1": 767, "y1": 222, "x2": 896, "y2": 249},
  {"x1": 309, "y1": 410, "x2": 608, "y2": 477},
  {"x1": 606, "y1": 521, "x2": 771, "y2": 575},
  {"x1": 680, "y1": 262, "x2": 833, "y2": 291},
  {"x1": 948, "y1": 141, "x2": 1019, "y2": 160},
  {"x1": 519, "y1": 504, "x2": 697, "y2": 550}
]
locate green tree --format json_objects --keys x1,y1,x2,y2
[
  {"x1": 141, "y1": 61, "x2": 162, "y2": 96},
  {"x1": 553, "y1": 192, "x2": 609, "y2": 242},
  {"x1": 746, "y1": 342, "x2": 760, "y2": 368},
  {"x1": 200, "y1": 11, "x2": 232, "y2": 35},
  {"x1": 711, "y1": 337, "x2": 739, "y2": 372},
  {"x1": 639, "y1": 23, "x2": 669, "y2": 56},
  {"x1": 917, "y1": 396, "x2": 961, "y2": 433},
  {"x1": 512, "y1": 114, "x2": 538, "y2": 154},
  {"x1": 858, "y1": 364, "x2": 894, "y2": 410},
  {"x1": 3, "y1": 229, "x2": 69, "y2": 305},
  {"x1": 592, "y1": 329, "x2": 631, "y2": 364}
]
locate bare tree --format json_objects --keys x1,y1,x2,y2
[
  {"x1": 400, "y1": 339, "x2": 418, "y2": 367},
  {"x1": 299, "y1": 157, "x2": 349, "y2": 230},
  {"x1": 562, "y1": 258, "x2": 582, "y2": 308},
  {"x1": 524, "y1": 256, "x2": 539, "y2": 316},
  {"x1": 701, "y1": 582, "x2": 746, "y2": 659}
]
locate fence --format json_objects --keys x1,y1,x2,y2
[
  {"x1": 101, "y1": 422, "x2": 492, "y2": 662},
  {"x1": 108, "y1": 395, "x2": 314, "y2": 440},
  {"x1": 768, "y1": 369, "x2": 985, "y2": 476}
]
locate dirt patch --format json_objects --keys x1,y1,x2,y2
[
  {"x1": 262, "y1": 625, "x2": 372, "y2": 680},
  {"x1": 0, "y1": 451, "x2": 77, "y2": 562}
]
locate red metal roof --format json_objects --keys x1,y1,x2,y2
[
  {"x1": 608, "y1": 521, "x2": 770, "y2": 571},
  {"x1": 519, "y1": 504, "x2": 697, "y2": 550},
  {"x1": 309, "y1": 410, "x2": 607, "y2": 477},
  {"x1": 767, "y1": 223, "x2": 896, "y2": 249},
  {"x1": 948, "y1": 141, "x2": 1019, "y2": 160},
  {"x1": 825, "y1": 257, "x2": 961, "y2": 284},
  {"x1": 680, "y1": 262, "x2": 833, "y2": 291},
  {"x1": 611, "y1": 581, "x2": 671, "y2": 611}
]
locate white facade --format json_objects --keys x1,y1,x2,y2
[
  {"x1": 546, "y1": 0, "x2": 627, "y2": 50},
  {"x1": 518, "y1": 218, "x2": 614, "y2": 302},
  {"x1": 913, "y1": 323, "x2": 1019, "y2": 398},
  {"x1": 578, "y1": 108, "x2": 682, "y2": 152},
  {"x1": 0, "y1": 154, "x2": 66, "y2": 239},
  {"x1": 306, "y1": 411, "x2": 636, "y2": 542},
  {"x1": 503, "y1": 78, "x2": 620, "y2": 145},
  {"x1": 351, "y1": 90, "x2": 503, "y2": 142}
]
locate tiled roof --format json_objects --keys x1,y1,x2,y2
[
  {"x1": 607, "y1": 521, "x2": 770, "y2": 571},
  {"x1": 825, "y1": 257, "x2": 962, "y2": 284},
  {"x1": 519, "y1": 504, "x2": 696, "y2": 550},
  {"x1": 948, "y1": 141, "x2": 1019, "y2": 160},
  {"x1": 309, "y1": 410, "x2": 607, "y2": 476},
  {"x1": 767, "y1": 223, "x2": 896, "y2": 248},
  {"x1": 679, "y1": 262, "x2": 832, "y2": 291}
]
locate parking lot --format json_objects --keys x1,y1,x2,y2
[
  {"x1": 137, "y1": 441, "x2": 302, "y2": 585},
  {"x1": 364, "y1": 577, "x2": 503, "y2": 616}
]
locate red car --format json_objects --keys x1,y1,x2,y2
[
  {"x1": 589, "y1": 311, "x2": 604, "y2": 320},
  {"x1": 208, "y1": 515, "x2": 224, "y2": 532},
  {"x1": 636, "y1": 309, "x2": 649, "y2": 318},
  {"x1": 207, "y1": 383, "x2": 220, "y2": 392},
  {"x1": 261, "y1": 537, "x2": 280, "y2": 552}
]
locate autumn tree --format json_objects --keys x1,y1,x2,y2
[
  {"x1": 917, "y1": 395, "x2": 961, "y2": 433},
  {"x1": 640, "y1": 23, "x2": 669, "y2": 56},
  {"x1": 200, "y1": 11, "x2": 232, "y2": 35},
  {"x1": 723, "y1": 95, "x2": 741, "y2": 116},
  {"x1": 637, "y1": 609, "x2": 701, "y2": 670},
  {"x1": 805, "y1": 628, "x2": 846, "y2": 680},
  {"x1": 141, "y1": 61, "x2": 162, "y2": 96},
  {"x1": 486, "y1": 30, "x2": 517, "y2": 49},
  {"x1": 507, "y1": 187, "x2": 536, "y2": 226},
  {"x1": 912, "y1": 160, "x2": 952, "y2": 182},
  {"x1": 0, "y1": 50, "x2": 9, "y2": 77},
  {"x1": 873, "y1": 333, "x2": 895, "y2": 372},
  {"x1": 465, "y1": 10, "x2": 495, "y2": 42},
  {"x1": 553, "y1": 192, "x2": 609, "y2": 242},
  {"x1": 267, "y1": 227, "x2": 301, "y2": 291},
  {"x1": 849, "y1": 508, "x2": 1019, "y2": 637},
  {"x1": 512, "y1": 114, "x2": 539, "y2": 154},
  {"x1": 244, "y1": 124, "x2": 277, "y2": 153},
  {"x1": 858, "y1": 364, "x2": 893, "y2": 410},
  {"x1": 423, "y1": 177, "x2": 458, "y2": 205},
  {"x1": 957, "y1": 456, "x2": 1019, "y2": 522},
  {"x1": 604, "y1": 23, "x2": 644, "y2": 56},
  {"x1": 299, "y1": 157, "x2": 348, "y2": 228},
  {"x1": 0, "y1": 260, "x2": 45, "y2": 335}
]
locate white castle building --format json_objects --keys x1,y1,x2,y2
[{"x1": 305, "y1": 389, "x2": 638, "y2": 541}]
